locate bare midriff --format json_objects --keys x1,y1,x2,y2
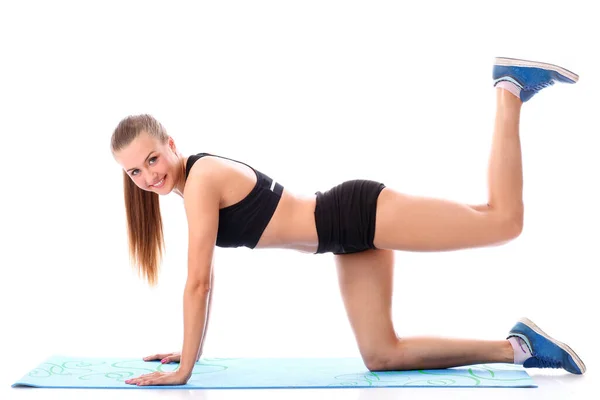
[{"x1": 255, "y1": 190, "x2": 319, "y2": 254}]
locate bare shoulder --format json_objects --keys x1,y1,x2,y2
[
  {"x1": 185, "y1": 155, "x2": 227, "y2": 185},
  {"x1": 183, "y1": 158, "x2": 221, "y2": 236},
  {"x1": 183, "y1": 158, "x2": 222, "y2": 283},
  {"x1": 184, "y1": 156, "x2": 233, "y2": 199},
  {"x1": 185, "y1": 155, "x2": 251, "y2": 190}
]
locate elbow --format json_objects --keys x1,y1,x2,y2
[{"x1": 186, "y1": 280, "x2": 211, "y2": 293}]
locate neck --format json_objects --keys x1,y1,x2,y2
[{"x1": 172, "y1": 154, "x2": 187, "y2": 199}]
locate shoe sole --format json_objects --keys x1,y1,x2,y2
[
  {"x1": 495, "y1": 57, "x2": 579, "y2": 83},
  {"x1": 518, "y1": 317, "x2": 586, "y2": 374}
]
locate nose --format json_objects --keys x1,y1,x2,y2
[{"x1": 146, "y1": 173, "x2": 160, "y2": 187}]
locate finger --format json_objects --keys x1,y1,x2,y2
[
  {"x1": 137, "y1": 374, "x2": 164, "y2": 386},
  {"x1": 125, "y1": 372, "x2": 158, "y2": 384},
  {"x1": 126, "y1": 375, "x2": 143, "y2": 384},
  {"x1": 143, "y1": 353, "x2": 169, "y2": 361},
  {"x1": 125, "y1": 377, "x2": 142, "y2": 384},
  {"x1": 128, "y1": 377, "x2": 151, "y2": 385},
  {"x1": 161, "y1": 355, "x2": 180, "y2": 364}
]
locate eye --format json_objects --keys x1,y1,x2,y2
[{"x1": 130, "y1": 157, "x2": 157, "y2": 177}]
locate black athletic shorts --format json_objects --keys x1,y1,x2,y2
[{"x1": 313, "y1": 179, "x2": 386, "y2": 255}]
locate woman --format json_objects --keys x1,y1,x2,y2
[{"x1": 112, "y1": 57, "x2": 586, "y2": 386}]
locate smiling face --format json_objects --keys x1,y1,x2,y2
[{"x1": 113, "y1": 130, "x2": 183, "y2": 195}]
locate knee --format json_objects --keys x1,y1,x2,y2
[
  {"x1": 494, "y1": 205, "x2": 524, "y2": 241},
  {"x1": 363, "y1": 355, "x2": 390, "y2": 372},
  {"x1": 505, "y1": 206, "x2": 524, "y2": 239},
  {"x1": 362, "y1": 342, "x2": 403, "y2": 372}
]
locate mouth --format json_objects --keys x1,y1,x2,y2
[{"x1": 150, "y1": 175, "x2": 166, "y2": 189}]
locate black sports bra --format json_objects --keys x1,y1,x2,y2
[{"x1": 185, "y1": 153, "x2": 284, "y2": 249}]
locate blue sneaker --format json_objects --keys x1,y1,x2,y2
[
  {"x1": 493, "y1": 57, "x2": 579, "y2": 102},
  {"x1": 508, "y1": 317, "x2": 586, "y2": 374}
]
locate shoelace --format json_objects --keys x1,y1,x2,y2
[{"x1": 533, "y1": 355, "x2": 562, "y2": 369}]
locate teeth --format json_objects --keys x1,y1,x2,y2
[{"x1": 153, "y1": 178, "x2": 164, "y2": 187}]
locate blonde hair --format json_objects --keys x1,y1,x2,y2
[{"x1": 110, "y1": 114, "x2": 168, "y2": 286}]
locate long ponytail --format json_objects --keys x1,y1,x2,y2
[
  {"x1": 111, "y1": 114, "x2": 168, "y2": 286},
  {"x1": 122, "y1": 169, "x2": 164, "y2": 286}
]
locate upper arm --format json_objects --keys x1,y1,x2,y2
[{"x1": 184, "y1": 161, "x2": 221, "y2": 288}]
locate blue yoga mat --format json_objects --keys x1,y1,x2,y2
[{"x1": 11, "y1": 356, "x2": 536, "y2": 389}]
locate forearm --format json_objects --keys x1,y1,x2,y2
[
  {"x1": 179, "y1": 283, "x2": 210, "y2": 377},
  {"x1": 198, "y1": 279, "x2": 213, "y2": 359}
]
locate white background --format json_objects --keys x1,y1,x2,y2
[{"x1": 1, "y1": 1, "x2": 598, "y2": 399}]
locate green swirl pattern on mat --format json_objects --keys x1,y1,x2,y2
[
  {"x1": 327, "y1": 363, "x2": 534, "y2": 387},
  {"x1": 13, "y1": 357, "x2": 537, "y2": 388},
  {"x1": 25, "y1": 358, "x2": 230, "y2": 384}
]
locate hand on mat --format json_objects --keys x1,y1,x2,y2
[
  {"x1": 125, "y1": 370, "x2": 189, "y2": 386},
  {"x1": 143, "y1": 352, "x2": 182, "y2": 364},
  {"x1": 143, "y1": 351, "x2": 202, "y2": 363}
]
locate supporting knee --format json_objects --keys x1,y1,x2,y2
[
  {"x1": 492, "y1": 205, "x2": 524, "y2": 241},
  {"x1": 362, "y1": 344, "x2": 403, "y2": 372},
  {"x1": 506, "y1": 206, "x2": 524, "y2": 239},
  {"x1": 364, "y1": 355, "x2": 389, "y2": 372}
]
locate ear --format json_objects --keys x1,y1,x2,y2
[{"x1": 168, "y1": 136, "x2": 177, "y2": 152}]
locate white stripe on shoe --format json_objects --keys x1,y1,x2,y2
[{"x1": 494, "y1": 57, "x2": 579, "y2": 83}]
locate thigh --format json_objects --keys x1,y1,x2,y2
[
  {"x1": 373, "y1": 188, "x2": 520, "y2": 252},
  {"x1": 335, "y1": 248, "x2": 398, "y2": 360}
]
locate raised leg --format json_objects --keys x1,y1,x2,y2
[
  {"x1": 335, "y1": 249, "x2": 514, "y2": 371},
  {"x1": 338, "y1": 58, "x2": 581, "y2": 374},
  {"x1": 373, "y1": 88, "x2": 524, "y2": 252}
]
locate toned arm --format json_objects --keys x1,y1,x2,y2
[
  {"x1": 178, "y1": 164, "x2": 221, "y2": 377},
  {"x1": 198, "y1": 267, "x2": 214, "y2": 360}
]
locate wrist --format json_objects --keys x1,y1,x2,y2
[
  {"x1": 177, "y1": 366, "x2": 193, "y2": 381},
  {"x1": 178, "y1": 357, "x2": 197, "y2": 377}
]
